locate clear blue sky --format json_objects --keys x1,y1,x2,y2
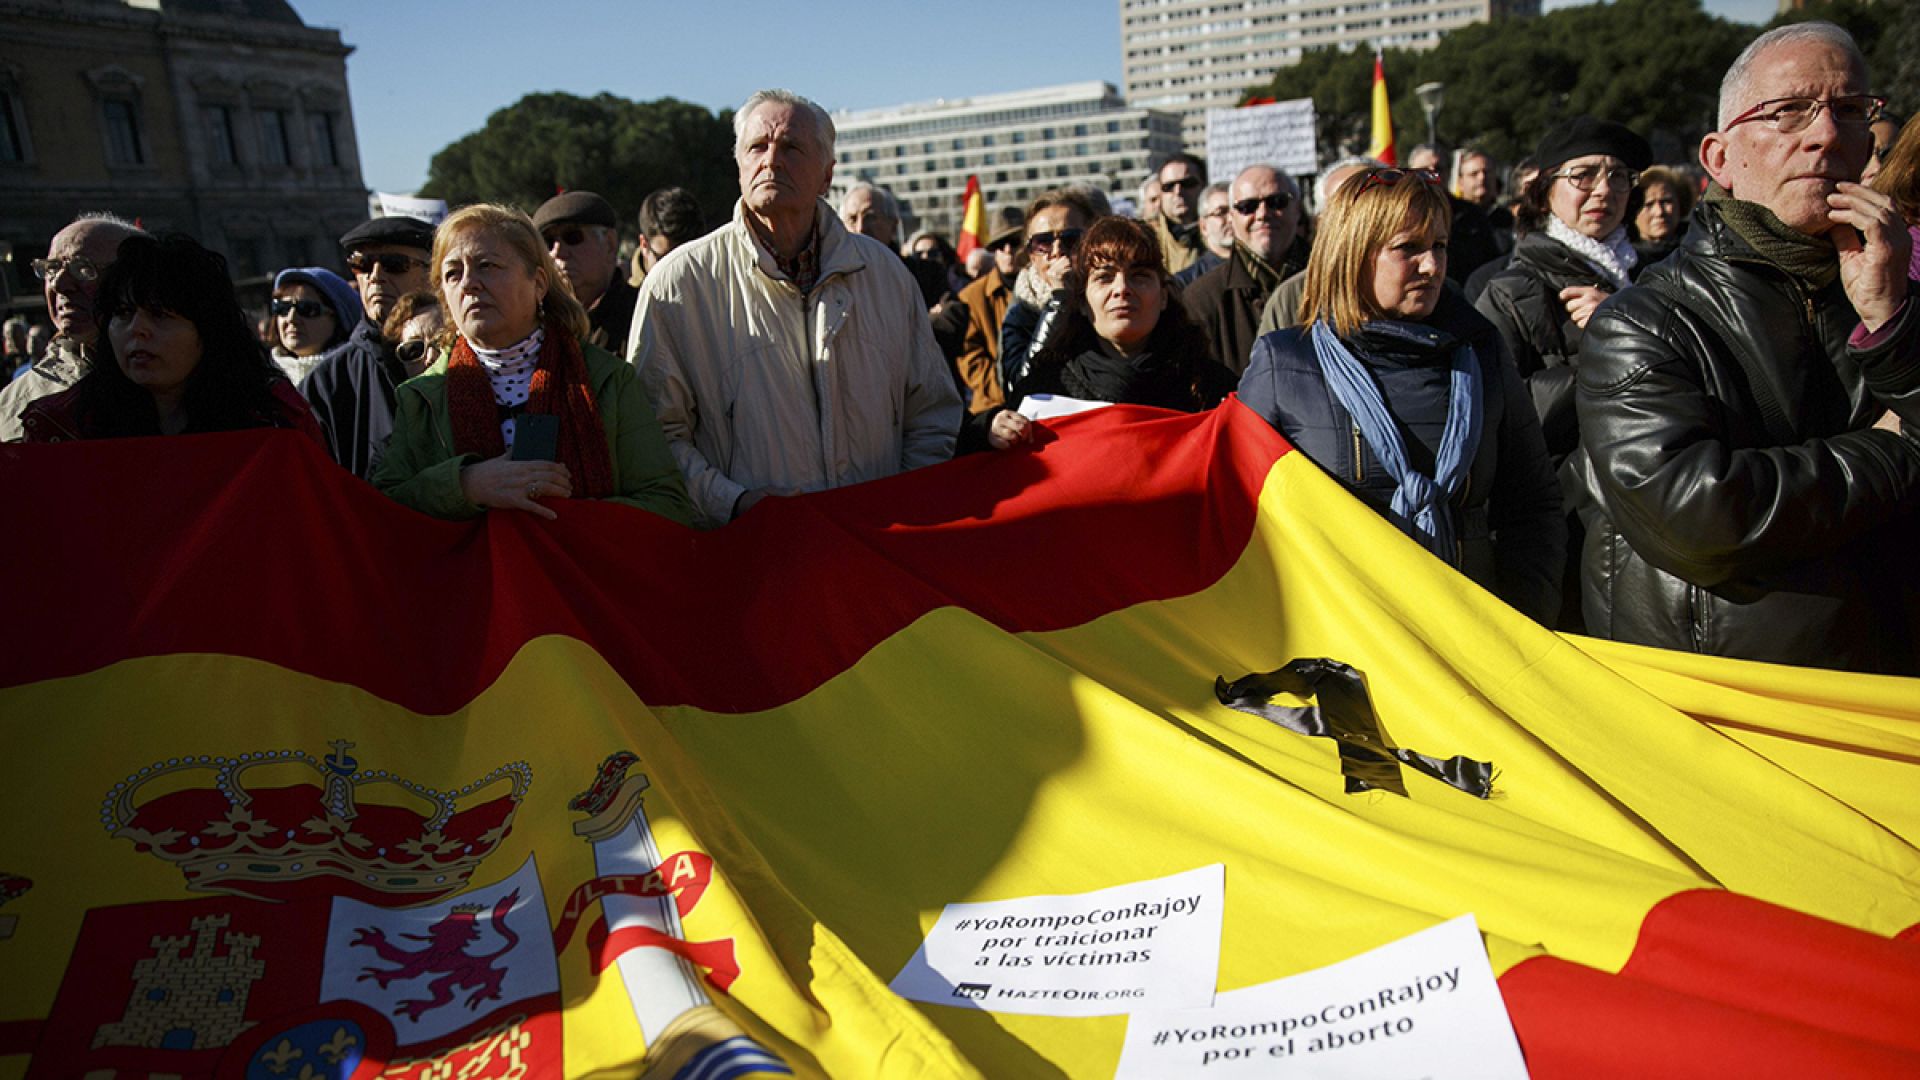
[{"x1": 297, "y1": 0, "x2": 1779, "y2": 195}]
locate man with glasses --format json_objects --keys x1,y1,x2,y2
[
  {"x1": 950, "y1": 206, "x2": 1026, "y2": 415},
  {"x1": 1182, "y1": 165, "x2": 1306, "y2": 374},
  {"x1": 1174, "y1": 182, "x2": 1235, "y2": 288},
  {"x1": 298, "y1": 216, "x2": 434, "y2": 478},
  {"x1": 534, "y1": 191, "x2": 635, "y2": 354},
  {"x1": 1, "y1": 211, "x2": 143, "y2": 441},
  {"x1": 1574, "y1": 22, "x2": 1920, "y2": 674},
  {"x1": 1151, "y1": 152, "x2": 1208, "y2": 275}
]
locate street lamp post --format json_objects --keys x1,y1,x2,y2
[{"x1": 1416, "y1": 82, "x2": 1445, "y2": 149}]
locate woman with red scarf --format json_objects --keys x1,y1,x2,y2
[{"x1": 372, "y1": 204, "x2": 692, "y2": 525}]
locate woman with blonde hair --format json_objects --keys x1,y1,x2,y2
[
  {"x1": 372, "y1": 203, "x2": 692, "y2": 524},
  {"x1": 1238, "y1": 168, "x2": 1564, "y2": 622}
]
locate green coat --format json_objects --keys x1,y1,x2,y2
[{"x1": 372, "y1": 341, "x2": 695, "y2": 526}]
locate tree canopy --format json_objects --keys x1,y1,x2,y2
[
  {"x1": 1244, "y1": 0, "x2": 1911, "y2": 171},
  {"x1": 421, "y1": 93, "x2": 737, "y2": 234}
]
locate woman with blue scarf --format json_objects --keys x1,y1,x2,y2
[{"x1": 1238, "y1": 168, "x2": 1565, "y2": 622}]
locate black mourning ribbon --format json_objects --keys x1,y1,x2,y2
[{"x1": 1214, "y1": 658, "x2": 1493, "y2": 799}]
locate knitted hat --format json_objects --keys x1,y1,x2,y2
[
  {"x1": 273, "y1": 266, "x2": 364, "y2": 326},
  {"x1": 1532, "y1": 116, "x2": 1652, "y2": 173}
]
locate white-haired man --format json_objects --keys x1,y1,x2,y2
[
  {"x1": 1183, "y1": 164, "x2": 1305, "y2": 374},
  {"x1": 1, "y1": 212, "x2": 143, "y2": 440},
  {"x1": 628, "y1": 89, "x2": 961, "y2": 527},
  {"x1": 1574, "y1": 21, "x2": 1920, "y2": 673}
]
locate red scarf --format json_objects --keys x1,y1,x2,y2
[{"x1": 446, "y1": 318, "x2": 615, "y2": 499}]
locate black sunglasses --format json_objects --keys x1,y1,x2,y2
[
  {"x1": 271, "y1": 298, "x2": 328, "y2": 318},
  {"x1": 1160, "y1": 176, "x2": 1202, "y2": 194},
  {"x1": 1028, "y1": 228, "x2": 1085, "y2": 255},
  {"x1": 1232, "y1": 193, "x2": 1294, "y2": 216},
  {"x1": 396, "y1": 339, "x2": 431, "y2": 366},
  {"x1": 544, "y1": 227, "x2": 590, "y2": 247},
  {"x1": 346, "y1": 252, "x2": 427, "y2": 276}
]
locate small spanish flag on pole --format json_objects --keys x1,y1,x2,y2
[
  {"x1": 955, "y1": 175, "x2": 987, "y2": 261},
  {"x1": 1368, "y1": 50, "x2": 1397, "y2": 165}
]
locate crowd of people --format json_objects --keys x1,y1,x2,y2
[{"x1": 4, "y1": 22, "x2": 1916, "y2": 676}]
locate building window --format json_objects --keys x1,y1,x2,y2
[
  {"x1": 0, "y1": 87, "x2": 29, "y2": 164},
  {"x1": 258, "y1": 109, "x2": 292, "y2": 166},
  {"x1": 101, "y1": 99, "x2": 145, "y2": 165},
  {"x1": 309, "y1": 112, "x2": 339, "y2": 167},
  {"x1": 205, "y1": 106, "x2": 239, "y2": 166}
]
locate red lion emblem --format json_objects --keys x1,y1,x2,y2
[{"x1": 352, "y1": 890, "x2": 521, "y2": 1022}]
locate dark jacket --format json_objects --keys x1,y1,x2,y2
[
  {"x1": 587, "y1": 275, "x2": 640, "y2": 358},
  {"x1": 299, "y1": 318, "x2": 403, "y2": 480},
  {"x1": 1474, "y1": 232, "x2": 1625, "y2": 468},
  {"x1": 1183, "y1": 242, "x2": 1307, "y2": 377},
  {"x1": 1447, "y1": 197, "x2": 1502, "y2": 285},
  {"x1": 1573, "y1": 201, "x2": 1920, "y2": 673},
  {"x1": 1239, "y1": 292, "x2": 1566, "y2": 623},
  {"x1": 22, "y1": 378, "x2": 324, "y2": 446}
]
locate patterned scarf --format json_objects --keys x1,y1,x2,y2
[
  {"x1": 1544, "y1": 215, "x2": 1638, "y2": 290},
  {"x1": 1308, "y1": 320, "x2": 1482, "y2": 565},
  {"x1": 1702, "y1": 182, "x2": 1840, "y2": 291},
  {"x1": 446, "y1": 317, "x2": 614, "y2": 498}
]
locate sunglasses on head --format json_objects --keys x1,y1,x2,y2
[
  {"x1": 395, "y1": 339, "x2": 431, "y2": 366},
  {"x1": 271, "y1": 298, "x2": 328, "y2": 319},
  {"x1": 1232, "y1": 193, "x2": 1294, "y2": 216},
  {"x1": 1354, "y1": 167, "x2": 1445, "y2": 194},
  {"x1": 1028, "y1": 228, "x2": 1085, "y2": 255},
  {"x1": 544, "y1": 227, "x2": 591, "y2": 247},
  {"x1": 346, "y1": 252, "x2": 427, "y2": 276}
]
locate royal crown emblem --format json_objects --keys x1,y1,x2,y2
[{"x1": 102, "y1": 741, "x2": 531, "y2": 907}]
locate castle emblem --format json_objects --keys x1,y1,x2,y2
[
  {"x1": 92, "y1": 913, "x2": 264, "y2": 1051},
  {"x1": 101, "y1": 740, "x2": 532, "y2": 906}
]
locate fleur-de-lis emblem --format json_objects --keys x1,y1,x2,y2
[
  {"x1": 318, "y1": 1025, "x2": 359, "y2": 1064},
  {"x1": 260, "y1": 1037, "x2": 303, "y2": 1074}
]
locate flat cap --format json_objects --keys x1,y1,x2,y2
[
  {"x1": 533, "y1": 191, "x2": 618, "y2": 232},
  {"x1": 339, "y1": 216, "x2": 435, "y2": 253}
]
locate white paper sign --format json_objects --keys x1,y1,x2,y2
[
  {"x1": 1115, "y1": 914, "x2": 1529, "y2": 1079},
  {"x1": 367, "y1": 192, "x2": 449, "y2": 225},
  {"x1": 890, "y1": 864, "x2": 1225, "y2": 1017},
  {"x1": 1018, "y1": 394, "x2": 1113, "y2": 421},
  {"x1": 1205, "y1": 98, "x2": 1318, "y2": 183}
]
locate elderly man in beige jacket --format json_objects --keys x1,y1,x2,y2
[{"x1": 628, "y1": 89, "x2": 962, "y2": 527}]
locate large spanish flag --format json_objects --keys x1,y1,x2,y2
[{"x1": 1, "y1": 402, "x2": 1916, "y2": 1078}]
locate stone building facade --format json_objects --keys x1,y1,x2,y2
[{"x1": 0, "y1": 0, "x2": 367, "y2": 309}]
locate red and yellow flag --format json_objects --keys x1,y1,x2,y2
[
  {"x1": 1, "y1": 405, "x2": 1916, "y2": 1077},
  {"x1": 1369, "y1": 50, "x2": 1397, "y2": 166},
  {"x1": 955, "y1": 175, "x2": 986, "y2": 262}
]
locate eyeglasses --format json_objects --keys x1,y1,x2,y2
[
  {"x1": 346, "y1": 252, "x2": 428, "y2": 276},
  {"x1": 395, "y1": 339, "x2": 431, "y2": 366},
  {"x1": 1232, "y1": 193, "x2": 1294, "y2": 217},
  {"x1": 1159, "y1": 176, "x2": 1201, "y2": 194},
  {"x1": 1354, "y1": 168, "x2": 1444, "y2": 194},
  {"x1": 1027, "y1": 228, "x2": 1085, "y2": 255},
  {"x1": 32, "y1": 256, "x2": 100, "y2": 283},
  {"x1": 1724, "y1": 94, "x2": 1885, "y2": 134},
  {"x1": 543, "y1": 227, "x2": 590, "y2": 248},
  {"x1": 271, "y1": 298, "x2": 328, "y2": 318},
  {"x1": 1551, "y1": 165, "x2": 1639, "y2": 193},
  {"x1": 987, "y1": 236, "x2": 1022, "y2": 253}
]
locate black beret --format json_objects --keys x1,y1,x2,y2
[
  {"x1": 1532, "y1": 116, "x2": 1652, "y2": 174},
  {"x1": 339, "y1": 216, "x2": 435, "y2": 253},
  {"x1": 533, "y1": 191, "x2": 618, "y2": 232}
]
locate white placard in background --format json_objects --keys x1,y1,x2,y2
[
  {"x1": 890, "y1": 865, "x2": 1225, "y2": 1018},
  {"x1": 1115, "y1": 914, "x2": 1529, "y2": 1079},
  {"x1": 1018, "y1": 394, "x2": 1114, "y2": 421},
  {"x1": 1205, "y1": 99, "x2": 1318, "y2": 184}
]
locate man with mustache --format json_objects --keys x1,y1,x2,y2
[
  {"x1": 1, "y1": 212, "x2": 143, "y2": 441},
  {"x1": 627, "y1": 89, "x2": 960, "y2": 527},
  {"x1": 1574, "y1": 21, "x2": 1920, "y2": 674}
]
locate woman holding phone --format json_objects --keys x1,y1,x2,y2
[{"x1": 371, "y1": 204, "x2": 692, "y2": 524}]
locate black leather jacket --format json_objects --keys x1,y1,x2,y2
[{"x1": 1572, "y1": 202, "x2": 1920, "y2": 674}]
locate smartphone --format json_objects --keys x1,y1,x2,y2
[{"x1": 511, "y1": 414, "x2": 560, "y2": 462}]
